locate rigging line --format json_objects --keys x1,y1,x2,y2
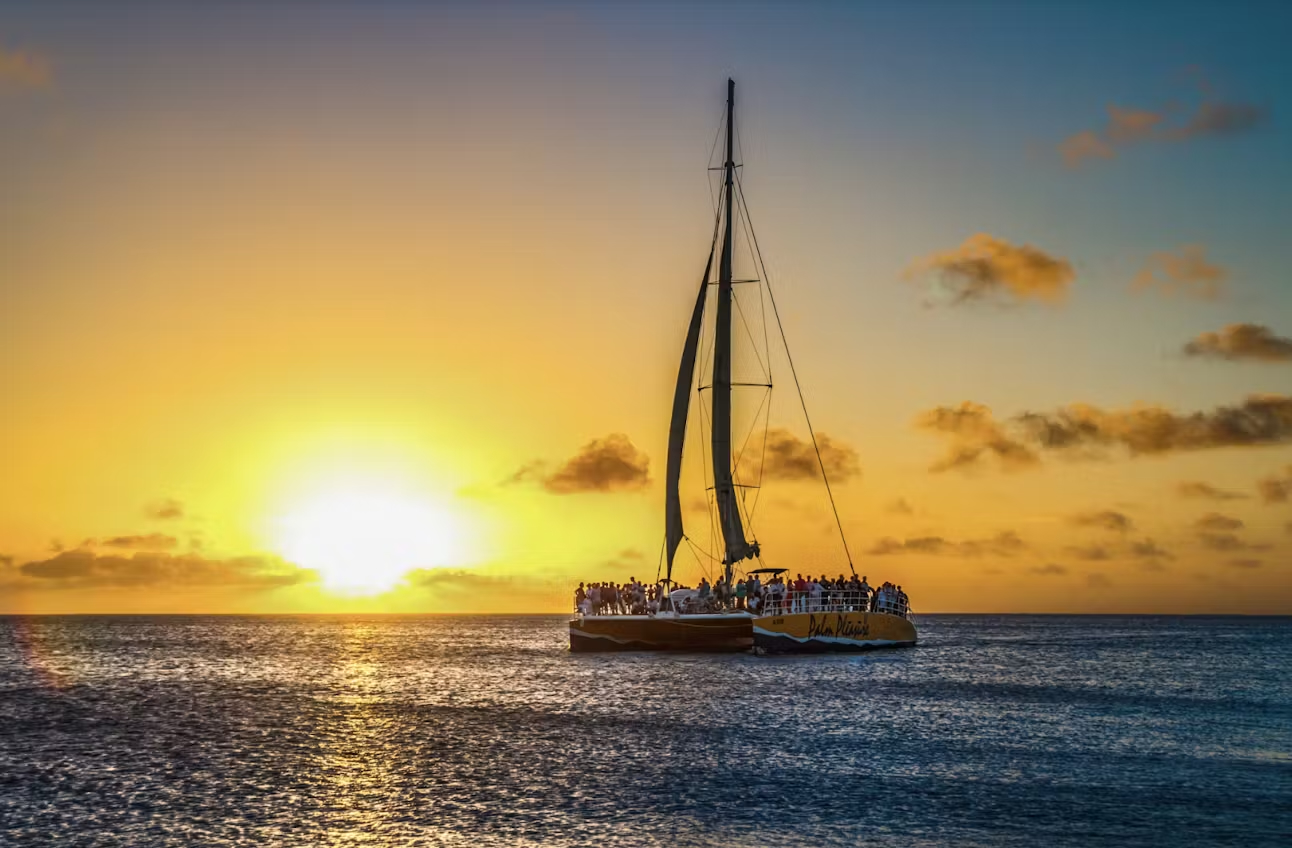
[
  {"x1": 706, "y1": 103, "x2": 726, "y2": 217},
  {"x1": 735, "y1": 177, "x2": 858, "y2": 577},
  {"x1": 731, "y1": 286, "x2": 771, "y2": 383},
  {"x1": 747, "y1": 389, "x2": 773, "y2": 525},
  {"x1": 654, "y1": 534, "x2": 666, "y2": 585},
  {"x1": 695, "y1": 372, "x2": 720, "y2": 568},
  {"x1": 730, "y1": 385, "x2": 771, "y2": 488},
  {"x1": 685, "y1": 536, "x2": 722, "y2": 564},
  {"x1": 735, "y1": 170, "x2": 775, "y2": 389}
]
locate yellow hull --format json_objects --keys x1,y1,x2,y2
[{"x1": 752, "y1": 610, "x2": 916, "y2": 653}]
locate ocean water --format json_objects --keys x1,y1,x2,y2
[{"x1": 1, "y1": 615, "x2": 1289, "y2": 847}]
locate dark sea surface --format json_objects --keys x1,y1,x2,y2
[{"x1": 1, "y1": 615, "x2": 1289, "y2": 847}]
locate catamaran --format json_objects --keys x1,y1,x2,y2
[{"x1": 568, "y1": 80, "x2": 916, "y2": 653}]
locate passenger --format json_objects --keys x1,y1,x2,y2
[
  {"x1": 735, "y1": 578, "x2": 747, "y2": 610},
  {"x1": 808, "y1": 576, "x2": 823, "y2": 612},
  {"x1": 589, "y1": 583, "x2": 602, "y2": 615}
]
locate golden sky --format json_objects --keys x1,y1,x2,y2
[{"x1": 3, "y1": 5, "x2": 1291, "y2": 614}]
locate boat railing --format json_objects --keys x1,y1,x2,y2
[{"x1": 753, "y1": 591, "x2": 912, "y2": 620}]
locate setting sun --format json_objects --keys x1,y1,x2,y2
[{"x1": 271, "y1": 488, "x2": 465, "y2": 594}]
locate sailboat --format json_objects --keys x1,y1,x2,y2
[{"x1": 568, "y1": 80, "x2": 916, "y2": 654}]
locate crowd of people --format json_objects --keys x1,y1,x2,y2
[{"x1": 574, "y1": 573, "x2": 910, "y2": 618}]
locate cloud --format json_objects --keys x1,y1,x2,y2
[
  {"x1": 1257, "y1": 466, "x2": 1292, "y2": 504},
  {"x1": 1133, "y1": 245, "x2": 1227, "y2": 300},
  {"x1": 1128, "y1": 539, "x2": 1173, "y2": 561},
  {"x1": 867, "y1": 530, "x2": 1026, "y2": 557},
  {"x1": 885, "y1": 498, "x2": 914, "y2": 516},
  {"x1": 906, "y1": 234, "x2": 1074, "y2": 307},
  {"x1": 146, "y1": 498, "x2": 186, "y2": 520},
  {"x1": 915, "y1": 402, "x2": 1039, "y2": 472},
  {"x1": 1184, "y1": 324, "x2": 1292, "y2": 363},
  {"x1": 0, "y1": 45, "x2": 52, "y2": 91},
  {"x1": 509, "y1": 434, "x2": 650, "y2": 494},
  {"x1": 1197, "y1": 532, "x2": 1267, "y2": 553},
  {"x1": 1194, "y1": 513, "x2": 1244, "y2": 533},
  {"x1": 1066, "y1": 545, "x2": 1111, "y2": 561},
  {"x1": 917, "y1": 394, "x2": 1292, "y2": 472},
  {"x1": 1058, "y1": 130, "x2": 1114, "y2": 168},
  {"x1": 758, "y1": 428, "x2": 861, "y2": 482},
  {"x1": 1030, "y1": 563, "x2": 1068, "y2": 576},
  {"x1": 93, "y1": 533, "x2": 180, "y2": 551},
  {"x1": 405, "y1": 568, "x2": 527, "y2": 590},
  {"x1": 1068, "y1": 537, "x2": 1173, "y2": 567},
  {"x1": 1057, "y1": 90, "x2": 1267, "y2": 169},
  {"x1": 1177, "y1": 481, "x2": 1247, "y2": 501},
  {"x1": 11, "y1": 550, "x2": 312, "y2": 589},
  {"x1": 1086, "y1": 572, "x2": 1113, "y2": 589},
  {"x1": 1170, "y1": 100, "x2": 1268, "y2": 139},
  {"x1": 1070, "y1": 510, "x2": 1135, "y2": 534},
  {"x1": 1226, "y1": 558, "x2": 1263, "y2": 569}
]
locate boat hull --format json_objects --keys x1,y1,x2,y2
[
  {"x1": 569, "y1": 614, "x2": 753, "y2": 652},
  {"x1": 752, "y1": 610, "x2": 916, "y2": 654}
]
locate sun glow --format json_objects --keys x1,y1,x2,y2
[{"x1": 272, "y1": 488, "x2": 466, "y2": 595}]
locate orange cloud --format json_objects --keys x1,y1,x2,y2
[
  {"x1": 756, "y1": 428, "x2": 861, "y2": 483},
  {"x1": 917, "y1": 394, "x2": 1292, "y2": 472},
  {"x1": 1257, "y1": 466, "x2": 1292, "y2": 504},
  {"x1": 95, "y1": 533, "x2": 180, "y2": 550},
  {"x1": 1177, "y1": 481, "x2": 1247, "y2": 501},
  {"x1": 1133, "y1": 245, "x2": 1227, "y2": 300},
  {"x1": 1069, "y1": 510, "x2": 1135, "y2": 534},
  {"x1": 509, "y1": 433, "x2": 650, "y2": 494},
  {"x1": 146, "y1": 498, "x2": 186, "y2": 520},
  {"x1": 0, "y1": 45, "x2": 52, "y2": 90},
  {"x1": 906, "y1": 234, "x2": 1074, "y2": 307},
  {"x1": 1057, "y1": 90, "x2": 1267, "y2": 168},
  {"x1": 1194, "y1": 513, "x2": 1243, "y2": 533},
  {"x1": 867, "y1": 530, "x2": 1025, "y2": 557},
  {"x1": 9, "y1": 550, "x2": 312, "y2": 589},
  {"x1": 1184, "y1": 324, "x2": 1292, "y2": 362},
  {"x1": 914, "y1": 401, "x2": 1039, "y2": 472}
]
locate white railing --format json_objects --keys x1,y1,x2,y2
[
  {"x1": 572, "y1": 590, "x2": 913, "y2": 619},
  {"x1": 752, "y1": 590, "x2": 911, "y2": 619}
]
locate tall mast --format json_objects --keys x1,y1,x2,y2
[{"x1": 711, "y1": 78, "x2": 753, "y2": 576}]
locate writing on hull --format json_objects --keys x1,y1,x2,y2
[{"x1": 807, "y1": 613, "x2": 870, "y2": 640}]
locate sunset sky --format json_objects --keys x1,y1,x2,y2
[{"x1": 3, "y1": 2, "x2": 1291, "y2": 614}]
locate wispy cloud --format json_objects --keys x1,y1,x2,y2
[
  {"x1": 1194, "y1": 513, "x2": 1243, "y2": 533},
  {"x1": 0, "y1": 45, "x2": 52, "y2": 91},
  {"x1": 1177, "y1": 481, "x2": 1247, "y2": 501},
  {"x1": 1185, "y1": 324, "x2": 1292, "y2": 363},
  {"x1": 145, "y1": 498, "x2": 186, "y2": 520},
  {"x1": 9, "y1": 550, "x2": 312, "y2": 590},
  {"x1": 1030, "y1": 563, "x2": 1068, "y2": 576},
  {"x1": 917, "y1": 394, "x2": 1292, "y2": 473},
  {"x1": 1069, "y1": 510, "x2": 1135, "y2": 534},
  {"x1": 1057, "y1": 85, "x2": 1267, "y2": 169},
  {"x1": 1133, "y1": 245, "x2": 1227, "y2": 300},
  {"x1": 885, "y1": 498, "x2": 915, "y2": 516},
  {"x1": 92, "y1": 533, "x2": 180, "y2": 551},
  {"x1": 1257, "y1": 466, "x2": 1292, "y2": 504},
  {"x1": 867, "y1": 530, "x2": 1026, "y2": 557},
  {"x1": 906, "y1": 234, "x2": 1074, "y2": 307},
  {"x1": 508, "y1": 434, "x2": 650, "y2": 494},
  {"x1": 756, "y1": 428, "x2": 861, "y2": 483}
]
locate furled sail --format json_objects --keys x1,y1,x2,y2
[
  {"x1": 664, "y1": 249, "x2": 714, "y2": 581},
  {"x1": 711, "y1": 79, "x2": 754, "y2": 566}
]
